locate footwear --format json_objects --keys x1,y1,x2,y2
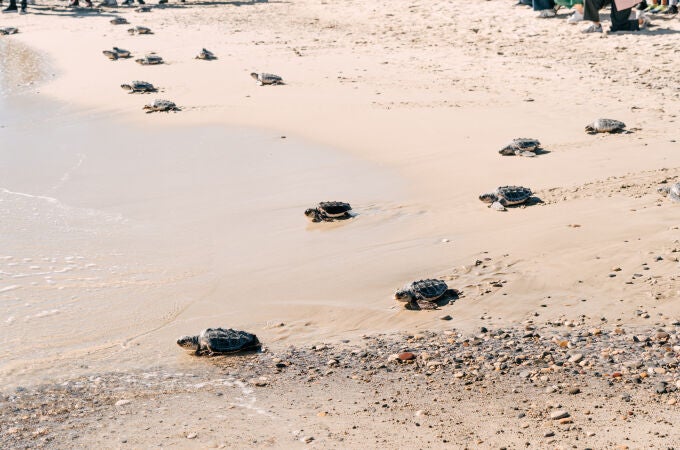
[
  {"x1": 639, "y1": 14, "x2": 652, "y2": 28},
  {"x1": 538, "y1": 8, "x2": 556, "y2": 17},
  {"x1": 664, "y1": 4, "x2": 678, "y2": 13},
  {"x1": 19, "y1": 6, "x2": 25, "y2": 12},
  {"x1": 2, "y1": 4, "x2": 17, "y2": 11},
  {"x1": 138, "y1": 0, "x2": 145, "y2": 3},
  {"x1": 567, "y1": 10, "x2": 583, "y2": 23},
  {"x1": 637, "y1": 0, "x2": 648, "y2": 9},
  {"x1": 582, "y1": 23, "x2": 603, "y2": 32},
  {"x1": 649, "y1": 4, "x2": 665, "y2": 12}
]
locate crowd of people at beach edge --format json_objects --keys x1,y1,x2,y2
[
  {"x1": 519, "y1": 0, "x2": 680, "y2": 33},
  {"x1": 1, "y1": 0, "x2": 182, "y2": 14}
]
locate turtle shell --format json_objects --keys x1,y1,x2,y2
[
  {"x1": 511, "y1": 138, "x2": 540, "y2": 151},
  {"x1": 410, "y1": 279, "x2": 448, "y2": 301},
  {"x1": 258, "y1": 73, "x2": 283, "y2": 85},
  {"x1": 497, "y1": 186, "x2": 532, "y2": 205},
  {"x1": 585, "y1": 119, "x2": 626, "y2": 133},
  {"x1": 132, "y1": 81, "x2": 155, "y2": 91},
  {"x1": 199, "y1": 328, "x2": 260, "y2": 354},
  {"x1": 669, "y1": 183, "x2": 680, "y2": 202},
  {"x1": 145, "y1": 99, "x2": 177, "y2": 111},
  {"x1": 110, "y1": 17, "x2": 129, "y2": 25},
  {"x1": 197, "y1": 48, "x2": 216, "y2": 60},
  {"x1": 318, "y1": 201, "x2": 352, "y2": 217}
]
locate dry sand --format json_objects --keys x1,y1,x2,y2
[{"x1": 1, "y1": 0, "x2": 680, "y2": 447}]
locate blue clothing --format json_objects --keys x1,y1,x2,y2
[{"x1": 533, "y1": 0, "x2": 556, "y2": 10}]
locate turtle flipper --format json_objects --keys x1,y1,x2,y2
[{"x1": 490, "y1": 201, "x2": 506, "y2": 211}]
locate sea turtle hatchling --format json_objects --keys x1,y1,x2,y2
[
  {"x1": 585, "y1": 118, "x2": 626, "y2": 134},
  {"x1": 479, "y1": 186, "x2": 533, "y2": 211},
  {"x1": 0, "y1": 27, "x2": 19, "y2": 35},
  {"x1": 250, "y1": 72, "x2": 283, "y2": 86},
  {"x1": 135, "y1": 6, "x2": 152, "y2": 12},
  {"x1": 110, "y1": 17, "x2": 129, "y2": 25},
  {"x1": 499, "y1": 138, "x2": 542, "y2": 157},
  {"x1": 128, "y1": 26, "x2": 153, "y2": 35},
  {"x1": 196, "y1": 48, "x2": 216, "y2": 60},
  {"x1": 121, "y1": 80, "x2": 156, "y2": 93},
  {"x1": 135, "y1": 54, "x2": 163, "y2": 65},
  {"x1": 103, "y1": 47, "x2": 131, "y2": 60},
  {"x1": 102, "y1": 50, "x2": 119, "y2": 60},
  {"x1": 658, "y1": 182, "x2": 680, "y2": 203},
  {"x1": 143, "y1": 99, "x2": 180, "y2": 113},
  {"x1": 394, "y1": 279, "x2": 459, "y2": 310},
  {"x1": 177, "y1": 328, "x2": 261, "y2": 356},
  {"x1": 304, "y1": 201, "x2": 352, "y2": 222}
]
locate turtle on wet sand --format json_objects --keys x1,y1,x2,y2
[
  {"x1": 304, "y1": 201, "x2": 352, "y2": 222},
  {"x1": 143, "y1": 99, "x2": 180, "y2": 113},
  {"x1": 121, "y1": 80, "x2": 156, "y2": 93},
  {"x1": 177, "y1": 328, "x2": 261, "y2": 356},
  {"x1": 128, "y1": 26, "x2": 153, "y2": 35},
  {"x1": 110, "y1": 17, "x2": 129, "y2": 25},
  {"x1": 196, "y1": 48, "x2": 216, "y2": 60},
  {"x1": 0, "y1": 27, "x2": 19, "y2": 35},
  {"x1": 479, "y1": 186, "x2": 533, "y2": 211},
  {"x1": 499, "y1": 138, "x2": 542, "y2": 157},
  {"x1": 585, "y1": 119, "x2": 626, "y2": 134},
  {"x1": 251, "y1": 72, "x2": 283, "y2": 86},
  {"x1": 135, "y1": 54, "x2": 163, "y2": 65},
  {"x1": 395, "y1": 279, "x2": 459, "y2": 310},
  {"x1": 658, "y1": 182, "x2": 680, "y2": 203}
]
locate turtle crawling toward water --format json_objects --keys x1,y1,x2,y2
[
  {"x1": 585, "y1": 119, "x2": 626, "y2": 134},
  {"x1": 499, "y1": 138, "x2": 542, "y2": 157},
  {"x1": 304, "y1": 201, "x2": 352, "y2": 222},
  {"x1": 177, "y1": 328, "x2": 261, "y2": 356},
  {"x1": 121, "y1": 80, "x2": 156, "y2": 93},
  {"x1": 0, "y1": 27, "x2": 19, "y2": 35},
  {"x1": 128, "y1": 26, "x2": 153, "y2": 35},
  {"x1": 110, "y1": 17, "x2": 129, "y2": 25},
  {"x1": 196, "y1": 48, "x2": 216, "y2": 60},
  {"x1": 658, "y1": 182, "x2": 680, "y2": 203},
  {"x1": 143, "y1": 99, "x2": 180, "y2": 113},
  {"x1": 395, "y1": 279, "x2": 459, "y2": 310},
  {"x1": 103, "y1": 47, "x2": 131, "y2": 60},
  {"x1": 251, "y1": 72, "x2": 283, "y2": 86},
  {"x1": 135, "y1": 54, "x2": 163, "y2": 65},
  {"x1": 479, "y1": 186, "x2": 533, "y2": 211}
]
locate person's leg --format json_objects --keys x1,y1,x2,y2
[
  {"x1": 20, "y1": 0, "x2": 25, "y2": 11},
  {"x1": 583, "y1": 0, "x2": 608, "y2": 22},
  {"x1": 535, "y1": 0, "x2": 557, "y2": 16},
  {"x1": 2, "y1": 0, "x2": 17, "y2": 11},
  {"x1": 610, "y1": 0, "x2": 641, "y2": 31}
]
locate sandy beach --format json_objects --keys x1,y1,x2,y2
[{"x1": 1, "y1": 0, "x2": 679, "y2": 447}]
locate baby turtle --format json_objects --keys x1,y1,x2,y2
[
  {"x1": 479, "y1": 186, "x2": 532, "y2": 211},
  {"x1": 0, "y1": 27, "x2": 19, "y2": 35},
  {"x1": 658, "y1": 182, "x2": 680, "y2": 203},
  {"x1": 135, "y1": 54, "x2": 163, "y2": 65},
  {"x1": 177, "y1": 328, "x2": 261, "y2": 356},
  {"x1": 304, "y1": 201, "x2": 352, "y2": 222},
  {"x1": 128, "y1": 26, "x2": 153, "y2": 35},
  {"x1": 143, "y1": 99, "x2": 180, "y2": 113},
  {"x1": 196, "y1": 48, "x2": 216, "y2": 60},
  {"x1": 251, "y1": 72, "x2": 283, "y2": 86},
  {"x1": 135, "y1": 6, "x2": 152, "y2": 11},
  {"x1": 110, "y1": 17, "x2": 129, "y2": 25},
  {"x1": 121, "y1": 80, "x2": 156, "y2": 93},
  {"x1": 395, "y1": 279, "x2": 459, "y2": 310},
  {"x1": 499, "y1": 138, "x2": 541, "y2": 157},
  {"x1": 585, "y1": 118, "x2": 626, "y2": 134}
]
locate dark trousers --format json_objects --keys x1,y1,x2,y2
[
  {"x1": 7, "y1": 0, "x2": 27, "y2": 8},
  {"x1": 533, "y1": 0, "x2": 556, "y2": 10},
  {"x1": 584, "y1": 0, "x2": 640, "y2": 31}
]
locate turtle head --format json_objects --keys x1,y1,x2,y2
[
  {"x1": 176, "y1": 335, "x2": 199, "y2": 351},
  {"x1": 394, "y1": 288, "x2": 414, "y2": 302},
  {"x1": 479, "y1": 193, "x2": 498, "y2": 204},
  {"x1": 250, "y1": 72, "x2": 259, "y2": 80},
  {"x1": 304, "y1": 208, "x2": 320, "y2": 222},
  {"x1": 120, "y1": 84, "x2": 132, "y2": 90}
]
